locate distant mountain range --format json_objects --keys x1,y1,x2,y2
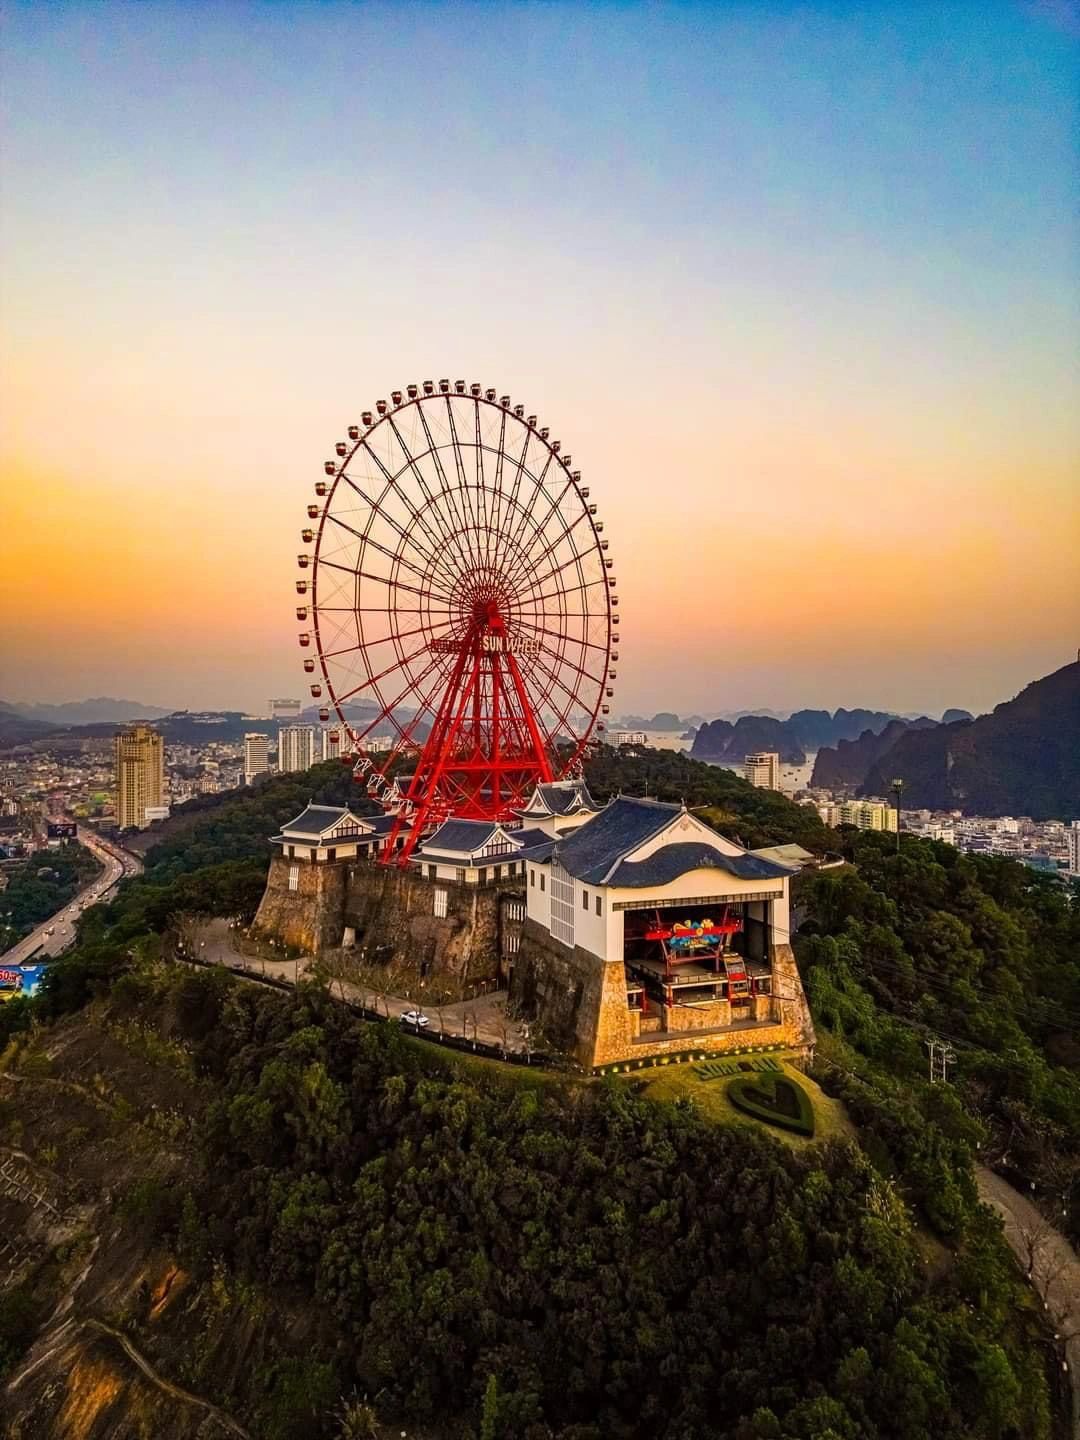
[
  {"x1": 690, "y1": 707, "x2": 947, "y2": 766},
  {"x1": 0, "y1": 703, "x2": 59, "y2": 748},
  {"x1": 811, "y1": 719, "x2": 921, "y2": 788},
  {"x1": 3, "y1": 697, "x2": 175, "y2": 726},
  {"x1": 861, "y1": 662, "x2": 1079, "y2": 820}
]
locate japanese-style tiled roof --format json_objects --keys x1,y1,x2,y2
[
  {"x1": 517, "y1": 778, "x2": 601, "y2": 817},
  {"x1": 551, "y1": 796, "x2": 796, "y2": 888},
  {"x1": 605, "y1": 842, "x2": 795, "y2": 889},
  {"x1": 551, "y1": 796, "x2": 680, "y2": 884},
  {"x1": 420, "y1": 819, "x2": 503, "y2": 855},
  {"x1": 508, "y1": 827, "x2": 557, "y2": 861},
  {"x1": 279, "y1": 804, "x2": 372, "y2": 838}
]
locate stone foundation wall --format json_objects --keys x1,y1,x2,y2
[
  {"x1": 511, "y1": 920, "x2": 616, "y2": 1068},
  {"x1": 343, "y1": 865, "x2": 508, "y2": 983},
  {"x1": 253, "y1": 856, "x2": 348, "y2": 954},
  {"x1": 771, "y1": 943, "x2": 815, "y2": 1055},
  {"x1": 599, "y1": 1018, "x2": 800, "y2": 1071},
  {"x1": 513, "y1": 923, "x2": 815, "y2": 1070}
]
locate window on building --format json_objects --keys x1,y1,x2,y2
[
  {"x1": 428, "y1": 864, "x2": 437, "y2": 880},
  {"x1": 434, "y1": 889, "x2": 448, "y2": 918},
  {"x1": 288, "y1": 864, "x2": 299, "y2": 892},
  {"x1": 540, "y1": 873, "x2": 546, "y2": 892},
  {"x1": 455, "y1": 867, "x2": 466, "y2": 884},
  {"x1": 530, "y1": 867, "x2": 535, "y2": 887},
  {"x1": 478, "y1": 867, "x2": 488, "y2": 884},
  {"x1": 326, "y1": 847, "x2": 336, "y2": 863},
  {"x1": 595, "y1": 894, "x2": 602, "y2": 916},
  {"x1": 550, "y1": 862, "x2": 575, "y2": 949},
  {"x1": 286, "y1": 844, "x2": 294, "y2": 858},
  {"x1": 582, "y1": 889, "x2": 589, "y2": 910}
]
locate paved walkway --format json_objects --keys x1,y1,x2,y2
[
  {"x1": 975, "y1": 1164, "x2": 1080, "y2": 1436},
  {"x1": 180, "y1": 918, "x2": 529, "y2": 1054}
]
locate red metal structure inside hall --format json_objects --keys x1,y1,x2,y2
[{"x1": 298, "y1": 380, "x2": 617, "y2": 862}]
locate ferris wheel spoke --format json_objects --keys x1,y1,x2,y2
[
  {"x1": 530, "y1": 649, "x2": 598, "y2": 746},
  {"x1": 322, "y1": 614, "x2": 453, "y2": 664},
  {"x1": 337, "y1": 470, "x2": 460, "y2": 603},
  {"x1": 501, "y1": 477, "x2": 576, "y2": 593},
  {"x1": 369, "y1": 648, "x2": 462, "y2": 764},
  {"x1": 443, "y1": 397, "x2": 479, "y2": 568},
  {"x1": 519, "y1": 646, "x2": 599, "y2": 735},
  {"x1": 512, "y1": 506, "x2": 591, "y2": 592},
  {"x1": 336, "y1": 464, "x2": 448, "y2": 583},
  {"x1": 384, "y1": 415, "x2": 462, "y2": 555},
  {"x1": 495, "y1": 446, "x2": 555, "y2": 580},
  {"x1": 335, "y1": 639, "x2": 446, "y2": 709},
  {"x1": 472, "y1": 400, "x2": 494, "y2": 571},
  {"x1": 512, "y1": 615, "x2": 610, "y2": 653},
  {"x1": 489, "y1": 408, "x2": 508, "y2": 567},
  {"x1": 526, "y1": 541, "x2": 604, "y2": 599},
  {"x1": 382, "y1": 416, "x2": 479, "y2": 596},
  {"x1": 413, "y1": 403, "x2": 479, "y2": 581},
  {"x1": 325, "y1": 511, "x2": 452, "y2": 599},
  {"x1": 319, "y1": 558, "x2": 435, "y2": 606}
]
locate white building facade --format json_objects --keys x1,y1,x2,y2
[
  {"x1": 244, "y1": 733, "x2": 270, "y2": 785},
  {"x1": 278, "y1": 725, "x2": 316, "y2": 773}
]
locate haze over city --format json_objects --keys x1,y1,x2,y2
[{"x1": 2, "y1": 1, "x2": 1078, "y2": 719}]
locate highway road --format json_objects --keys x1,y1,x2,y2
[{"x1": 1, "y1": 826, "x2": 142, "y2": 965}]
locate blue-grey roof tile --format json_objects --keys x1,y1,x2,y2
[
  {"x1": 607, "y1": 842, "x2": 795, "y2": 888},
  {"x1": 553, "y1": 797, "x2": 679, "y2": 884},
  {"x1": 421, "y1": 819, "x2": 501, "y2": 854}
]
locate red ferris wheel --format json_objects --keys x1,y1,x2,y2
[{"x1": 296, "y1": 380, "x2": 617, "y2": 862}]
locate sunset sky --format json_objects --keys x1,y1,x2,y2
[{"x1": 2, "y1": 1, "x2": 1077, "y2": 720}]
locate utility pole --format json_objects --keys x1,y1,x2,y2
[
  {"x1": 891, "y1": 777, "x2": 904, "y2": 855},
  {"x1": 925, "y1": 1036, "x2": 956, "y2": 1084}
]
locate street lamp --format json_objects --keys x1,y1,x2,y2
[{"x1": 890, "y1": 777, "x2": 904, "y2": 855}]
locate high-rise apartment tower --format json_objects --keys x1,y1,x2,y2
[
  {"x1": 278, "y1": 726, "x2": 316, "y2": 774},
  {"x1": 114, "y1": 724, "x2": 165, "y2": 829},
  {"x1": 244, "y1": 733, "x2": 270, "y2": 786}
]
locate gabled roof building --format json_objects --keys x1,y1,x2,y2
[
  {"x1": 512, "y1": 795, "x2": 813, "y2": 1069},
  {"x1": 254, "y1": 783, "x2": 815, "y2": 1071}
]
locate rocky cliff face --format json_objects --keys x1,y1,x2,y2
[
  {"x1": 810, "y1": 719, "x2": 913, "y2": 790},
  {"x1": 0, "y1": 999, "x2": 348, "y2": 1440},
  {"x1": 691, "y1": 715, "x2": 807, "y2": 764},
  {"x1": 863, "y1": 662, "x2": 1080, "y2": 818}
]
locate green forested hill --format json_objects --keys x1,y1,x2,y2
[{"x1": 0, "y1": 756, "x2": 1071, "y2": 1437}]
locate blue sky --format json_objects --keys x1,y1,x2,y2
[{"x1": 2, "y1": 1, "x2": 1077, "y2": 715}]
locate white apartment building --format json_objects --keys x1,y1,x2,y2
[
  {"x1": 1068, "y1": 821, "x2": 1080, "y2": 878},
  {"x1": 744, "y1": 752, "x2": 780, "y2": 790},
  {"x1": 278, "y1": 726, "x2": 316, "y2": 774},
  {"x1": 244, "y1": 733, "x2": 270, "y2": 786},
  {"x1": 615, "y1": 731, "x2": 648, "y2": 746},
  {"x1": 319, "y1": 725, "x2": 352, "y2": 761}
]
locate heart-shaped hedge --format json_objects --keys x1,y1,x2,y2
[{"x1": 727, "y1": 1073, "x2": 815, "y2": 1137}]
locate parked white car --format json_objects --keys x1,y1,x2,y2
[{"x1": 399, "y1": 1010, "x2": 430, "y2": 1028}]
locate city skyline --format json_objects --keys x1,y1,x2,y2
[{"x1": 2, "y1": 2, "x2": 1077, "y2": 718}]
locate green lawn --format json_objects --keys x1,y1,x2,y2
[{"x1": 623, "y1": 1053, "x2": 855, "y2": 1150}]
